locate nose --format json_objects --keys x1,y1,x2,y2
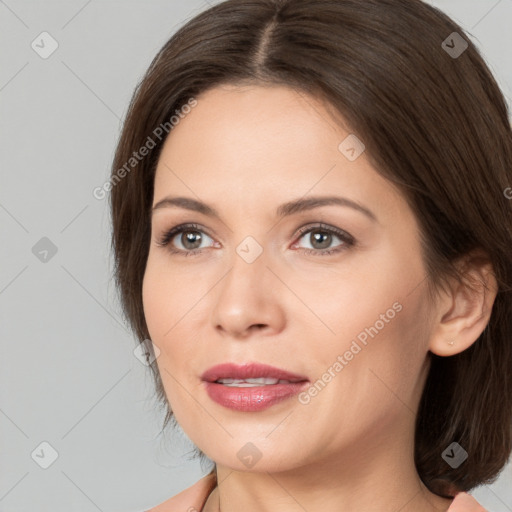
[{"x1": 210, "y1": 246, "x2": 286, "y2": 340}]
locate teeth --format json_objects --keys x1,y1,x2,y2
[{"x1": 216, "y1": 377, "x2": 291, "y2": 387}]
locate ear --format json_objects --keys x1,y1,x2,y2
[{"x1": 428, "y1": 250, "x2": 498, "y2": 357}]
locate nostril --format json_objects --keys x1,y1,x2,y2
[{"x1": 251, "y1": 324, "x2": 267, "y2": 331}]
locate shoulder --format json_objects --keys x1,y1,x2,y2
[
  {"x1": 144, "y1": 472, "x2": 217, "y2": 512},
  {"x1": 447, "y1": 491, "x2": 488, "y2": 512}
]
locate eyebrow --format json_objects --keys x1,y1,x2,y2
[{"x1": 151, "y1": 195, "x2": 377, "y2": 222}]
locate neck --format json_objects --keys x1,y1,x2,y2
[{"x1": 203, "y1": 427, "x2": 454, "y2": 512}]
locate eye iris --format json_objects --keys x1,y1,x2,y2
[
  {"x1": 311, "y1": 231, "x2": 332, "y2": 249},
  {"x1": 182, "y1": 231, "x2": 202, "y2": 250}
]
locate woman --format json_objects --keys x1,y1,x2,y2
[{"x1": 109, "y1": 0, "x2": 512, "y2": 510}]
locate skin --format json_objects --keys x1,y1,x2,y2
[{"x1": 142, "y1": 84, "x2": 497, "y2": 512}]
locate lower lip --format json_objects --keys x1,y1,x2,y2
[{"x1": 203, "y1": 381, "x2": 310, "y2": 412}]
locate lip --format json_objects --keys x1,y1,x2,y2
[
  {"x1": 201, "y1": 363, "x2": 309, "y2": 412},
  {"x1": 201, "y1": 362, "x2": 309, "y2": 383}
]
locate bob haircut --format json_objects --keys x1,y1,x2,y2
[{"x1": 110, "y1": 0, "x2": 512, "y2": 499}]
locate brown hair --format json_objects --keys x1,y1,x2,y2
[{"x1": 109, "y1": 0, "x2": 512, "y2": 497}]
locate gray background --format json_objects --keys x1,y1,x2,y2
[{"x1": 1, "y1": 1, "x2": 511, "y2": 511}]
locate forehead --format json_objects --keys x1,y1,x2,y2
[
  {"x1": 153, "y1": 84, "x2": 406, "y2": 222},
  {"x1": 159, "y1": 84, "x2": 344, "y2": 167}
]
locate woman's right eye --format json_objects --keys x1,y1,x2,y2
[{"x1": 156, "y1": 223, "x2": 216, "y2": 256}]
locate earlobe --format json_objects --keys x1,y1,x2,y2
[{"x1": 428, "y1": 253, "x2": 498, "y2": 357}]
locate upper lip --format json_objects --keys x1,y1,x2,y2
[{"x1": 201, "y1": 363, "x2": 309, "y2": 383}]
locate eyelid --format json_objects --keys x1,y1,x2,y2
[{"x1": 293, "y1": 222, "x2": 354, "y2": 242}]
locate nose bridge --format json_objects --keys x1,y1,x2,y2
[
  {"x1": 223, "y1": 234, "x2": 270, "y2": 301},
  {"x1": 211, "y1": 233, "x2": 284, "y2": 336}
]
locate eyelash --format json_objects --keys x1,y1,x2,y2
[{"x1": 155, "y1": 222, "x2": 355, "y2": 257}]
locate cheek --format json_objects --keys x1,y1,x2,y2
[
  {"x1": 142, "y1": 253, "x2": 209, "y2": 382},
  {"x1": 142, "y1": 263, "x2": 192, "y2": 414},
  {"x1": 142, "y1": 252, "x2": 200, "y2": 341},
  {"x1": 286, "y1": 252, "x2": 419, "y2": 353},
  {"x1": 294, "y1": 247, "x2": 431, "y2": 399},
  {"x1": 326, "y1": 277, "x2": 431, "y2": 413},
  {"x1": 142, "y1": 262, "x2": 169, "y2": 342},
  {"x1": 302, "y1": 290, "x2": 430, "y2": 444}
]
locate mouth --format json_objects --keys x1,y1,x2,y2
[
  {"x1": 214, "y1": 377, "x2": 301, "y2": 387},
  {"x1": 201, "y1": 363, "x2": 309, "y2": 412},
  {"x1": 201, "y1": 362, "x2": 309, "y2": 385}
]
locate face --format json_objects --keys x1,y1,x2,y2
[{"x1": 142, "y1": 84, "x2": 435, "y2": 474}]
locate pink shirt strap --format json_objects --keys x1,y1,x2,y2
[
  {"x1": 144, "y1": 472, "x2": 217, "y2": 512},
  {"x1": 447, "y1": 491, "x2": 488, "y2": 511}
]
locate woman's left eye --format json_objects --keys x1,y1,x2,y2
[
  {"x1": 292, "y1": 224, "x2": 355, "y2": 256},
  {"x1": 156, "y1": 222, "x2": 355, "y2": 256}
]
